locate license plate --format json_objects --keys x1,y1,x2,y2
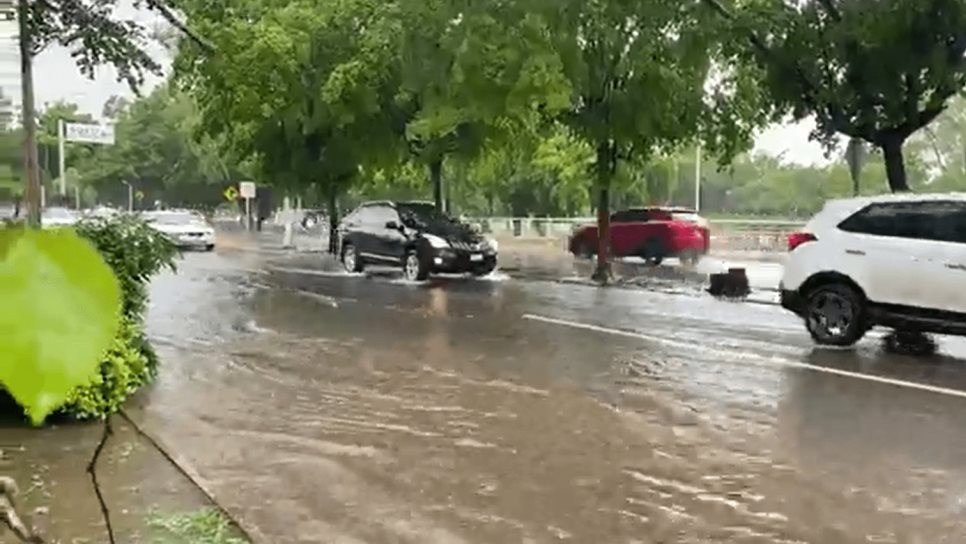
[{"x1": 470, "y1": 253, "x2": 484, "y2": 262}]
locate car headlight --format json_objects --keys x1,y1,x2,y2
[
  {"x1": 486, "y1": 238, "x2": 498, "y2": 252},
  {"x1": 423, "y1": 234, "x2": 450, "y2": 249}
]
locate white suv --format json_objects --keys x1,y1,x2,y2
[{"x1": 780, "y1": 193, "x2": 966, "y2": 346}]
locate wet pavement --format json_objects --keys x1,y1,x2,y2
[
  {"x1": 0, "y1": 415, "x2": 218, "y2": 542},
  {"x1": 120, "y1": 232, "x2": 966, "y2": 543}
]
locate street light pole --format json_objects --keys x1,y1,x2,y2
[
  {"x1": 122, "y1": 180, "x2": 133, "y2": 212},
  {"x1": 694, "y1": 144, "x2": 702, "y2": 212},
  {"x1": 58, "y1": 118, "x2": 66, "y2": 195}
]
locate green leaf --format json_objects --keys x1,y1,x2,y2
[{"x1": 0, "y1": 227, "x2": 121, "y2": 425}]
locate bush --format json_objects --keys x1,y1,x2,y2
[
  {"x1": 74, "y1": 214, "x2": 177, "y2": 319},
  {"x1": 59, "y1": 215, "x2": 177, "y2": 420},
  {"x1": 61, "y1": 317, "x2": 153, "y2": 420}
]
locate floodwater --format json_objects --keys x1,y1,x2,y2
[
  {"x1": 7, "y1": 229, "x2": 966, "y2": 543},
  {"x1": 123, "y1": 233, "x2": 966, "y2": 543}
]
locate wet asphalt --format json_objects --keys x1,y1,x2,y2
[{"x1": 129, "y1": 233, "x2": 966, "y2": 544}]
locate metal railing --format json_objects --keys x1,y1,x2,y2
[
  {"x1": 262, "y1": 211, "x2": 808, "y2": 254},
  {"x1": 466, "y1": 217, "x2": 807, "y2": 253}
]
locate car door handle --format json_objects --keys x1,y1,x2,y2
[
  {"x1": 845, "y1": 249, "x2": 866, "y2": 256},
  {"x1": 947, "y1": 263, "x2": 966, "y2": 271}
]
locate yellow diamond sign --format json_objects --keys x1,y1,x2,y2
[{"x1": 223, "y1": 186, "x2": 239, "y2": 201}]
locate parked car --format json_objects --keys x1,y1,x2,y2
[
  {"x1": 41, "y1": 207, "x2": 80, "y2": 228},
  {"x1": 339, "y1": 201, "x2": 498, "y2": 281},
  {"x1": 780, "y1": 193, "x2": 966, "y2": 346},
  {"x1": 568, "y1": 207, "x2": 710, "y2": 265},
  {"x1": 144, "y1": 210, "x2": 216, "y2": 251}
]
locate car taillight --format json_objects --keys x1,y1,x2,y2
[{"x1": 788, "y1": 232, "x2": 817, "y2": 251}]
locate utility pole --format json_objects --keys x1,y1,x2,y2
[{"x1": 18, "y1": 0, "x2": 42, "y2": 227}]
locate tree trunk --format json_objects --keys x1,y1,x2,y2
[
  {"x1": 326, "y1": 185, "x2": 339, "y2": 255},
  {"x1": 592, "y1": 141, "x2": 613, "y2": 283},
  {"x1": 430, "y1": 158, "x2": 444, "y2": 212},
  {"x1": 18, "y1": 0, "x2": 41, "y2": 228},
  {"x1": 881, "y1": 136, "x2": 910, "y2": 192}
]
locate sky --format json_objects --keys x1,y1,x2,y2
[{"x1": 9, "y1": 6, "x2": 833, "y2": 167}]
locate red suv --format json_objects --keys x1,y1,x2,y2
[{"x1": 568, "y1": 207, "x2": 710, "y2": 265}]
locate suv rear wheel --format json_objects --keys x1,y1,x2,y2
[
  {"x1": 342, "y1": 243, "x2": 364, "y2": 273},
  {"x1": 804, "y1": 283, "x2": 867, "y2": 346}
]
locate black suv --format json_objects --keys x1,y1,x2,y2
[{"x1": 339, "y1": 201, "x2": 498, "y2": 281}]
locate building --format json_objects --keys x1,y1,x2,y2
[{"x1": 0, "y1": 1, "x2": 21, "y2": 130}]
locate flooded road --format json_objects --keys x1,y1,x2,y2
[{"x1": 132, "y1": 237, "x2": 966, "y2": 543}]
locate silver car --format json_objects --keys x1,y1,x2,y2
[{"x1": 144, "y1": 210, "x2": 216, "y2": 251}]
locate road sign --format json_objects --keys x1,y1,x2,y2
[
  {"x1": 135, "y1": 190, "x2": 145, "y2": 202},
  {"x1": 64, "y1": 122, "x2": 115, "y2": 145},
  {"x1": 239, "y1": 181, "x2": 256, "y2": 199},
  {"x1": 223, "y1": 186, "x2": 238, "y2": 201}
]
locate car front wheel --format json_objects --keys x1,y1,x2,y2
[
  {"x1": 342, "y1": 243, "x2": 364, "y2": 273},
  {"x1": 804, "y1": 284, "x2": 867, "y2": 346},
  {"x1": 403, "y1": 250, "x2": 429, "y2": 281}
]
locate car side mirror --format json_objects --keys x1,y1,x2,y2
[{"x1": 385, "y1": 220, "x2": 400, "y2": 230}]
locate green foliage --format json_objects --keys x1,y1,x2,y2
[
  {"x1": 70, "y1": 86, "x2": 244, "y2": 209},
  {"x1": 61, "y1": 317, "x2": 152, "y2": 420},
  {"x1": 716, "y1": 0, "x2": 966, "y2": 190},
  {"x1": 27, "y1": 0, "x2": 203, "y2": 91},
  {"x1": 49, "y1": 215, "x2": 174, "y2": 421},
  {"x1": 0, "y1": 226, "x2": 121, "y2": 425},
  {"x1": 74, "y1": 214, "x2": 177, "y2": 318},
  {"x1": 149, "y1": 509, "x2": 248, "y2": 544}
]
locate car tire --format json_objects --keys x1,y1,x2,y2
[
  {"x1": 205, "y1": 244, "x2": 215, "y2": 252},
  {"x1": 342, "y1": 243, "x2": 364, "y2": 273},
  {"x1": 804, "y1": 283, "x2": 867, "y2": 347},
  {"x1": 641, "y1": 239, "x2": 665, "y2": 266},
  {"x1": 403, "y1": 249, "x2": 429, "y2": 282}
]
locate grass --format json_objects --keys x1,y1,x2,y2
[{"x1": 148, "y1": 509, "x2": 248, "y2": 544}]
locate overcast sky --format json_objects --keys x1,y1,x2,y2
[{"x1": 17, "y1": 6, "x2": 832, "y2": 167}]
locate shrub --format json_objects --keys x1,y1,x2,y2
[
  {"x1": 59, "y1": 214, "x2": 177, "y2": 420},
  {"x1": 61, "y1": 317, "x2": 153, "y2": 420},
  {"x1": 74, "y1": 214, "x2": 177, "y2": 319}
]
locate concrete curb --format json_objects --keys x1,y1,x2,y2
[{"x1": 119, "y1": 410, "x2": 268, "y2": 544}]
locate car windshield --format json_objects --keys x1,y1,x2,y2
[
  {"x1": 150, "y1": 213, "x2": 197, "y2": 225},
  {"x1": 671, "y1": 212, "x2": 701, "y2": 223},
  {"x1": 397, "y1": 203, "x2": 452, "y2": 227}
]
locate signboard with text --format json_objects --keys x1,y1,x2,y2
[{"x1": 64, "y1": 122, "x2": 116, "y2": 145}]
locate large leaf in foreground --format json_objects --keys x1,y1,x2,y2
[{"x1": 0, "y1": 227, "x2": 121, "y2": 424}]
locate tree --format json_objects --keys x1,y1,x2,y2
[
  {"x1": 70, "y1": 85, "x2": 240, "y2": 209},
  {"x1": 16, "y1": 0, "x2": 210, "y2": 225},
  {"x1": 517, "y1": 0, "x2": 748, "y2": 280},
  {"x1": 706, "y1": 0, "x2": 966, "y2": 192},
  {"x1": 394, "y1": 0, "x2": 573, "y2": 213},
  {"x1": 177, "y1": 0, "x2": 403, "y2": 250}
]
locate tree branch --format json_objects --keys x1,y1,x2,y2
[
  {"x1": 815, "y1": 0, "x2": 842, "y2": 22},
  {"x1": 0, "y1": 478, "x2": 45, "y2": 543},
  {"x1": 144, "y1": 0, "x2": 215, "y2": 54},
  {"x1": 87, "y1": 417, "x2": 117, "y2": 544}
]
